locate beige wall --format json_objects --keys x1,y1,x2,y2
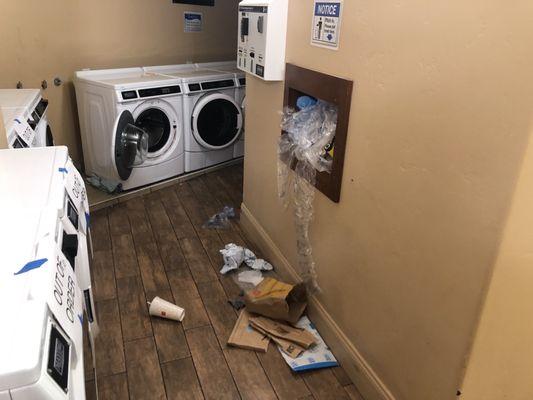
[
  {"x1": 0, "y1": 0, "x2": 239, "y2": 165},
  {"x1": 243, "y1": 1, "x2": 533, "y2": 399},
  {"x1": 460, "y1": 135, "x2": 533, "y2": 399}
]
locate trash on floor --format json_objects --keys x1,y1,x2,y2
[
  {"x1": 147, "y1": 296, "x2": 185, "y2": 322},
  {"x1": 86, "y1": 174, "x2": 122, "y2": 194},
  {"x1": 249, "y1": 316, "x2": 316, "y2": 349},
  {"x1": 227, "y1": 310, "x2": 270, "y2": 352},
  {"x1": 203, "y1": 206, "x2": 236, "y2": 229},
  {"x1": 228, "y1": 291, "x2": 246, "y2": 310},
  {"x1": 238, "y1": 269, "x2": 264, "y2": 286},
  {"x1": 244, "y1": 277, "x2": 307, "y2": 324},
  {"x1": 219, "y1": 243, "x2": 273, "y2": 274},
  {"x1": 278, "y1": 316, "x2": 338, "y2": 372}
]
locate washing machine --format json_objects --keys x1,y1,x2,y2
[
  {"x1": 74, "y1": 67, "x2": 185, "y2": 190},
  {"x1": 144, "y1": 63, "x2": 243, "y2": 171},
  {"x1": 0, "y1": 89, "x2": 54, "y2": 149},
  {"x1": 0, "y1": 146, "x2": 95, "y2": 399}
]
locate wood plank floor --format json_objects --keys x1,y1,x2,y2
[{"x1": 84, "y1": 163, "x2": 364, "y2": 400}]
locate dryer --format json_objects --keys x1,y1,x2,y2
[
  {"x1": 0, "y1": 89, "x2": 54, "y2": 149},
  {"x1": 196, "y1": 62, "x2": 246, "y2": 158},
  {"x1": 74, "y1": 68, "x2": 185, "y2": 190},
  {"x1": 144, "y1": 63, "x2": 244, "y2": 171}
]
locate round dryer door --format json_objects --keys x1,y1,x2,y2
[
  {"x1": 192, "y1": 93, "x2": 243, "y2": 150},
  {"x1": 113, "y1": 110, "x2": 149, "y2": 180}
]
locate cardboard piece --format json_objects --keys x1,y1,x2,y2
[
  {"x1": 250, "y1": 322, "x2": 306, "y2": 358},
  {"x1": 279, "y1": 316, "x2": 339, "y2": 372},
  {"x1": 249, "y1": 316, "x2": 316, "y2": 349},
  {"x1": 227, "y1": 310, "x2": 270, "y2": 352},
  {"x1": 244, "y1": 277, "x2": 307, "y2": 324}
]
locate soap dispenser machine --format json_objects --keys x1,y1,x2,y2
[{"x1": 238, "y1": 0, "x2": 289, "y2": 81}]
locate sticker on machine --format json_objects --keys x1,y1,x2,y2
[
  {"x1": 311, "y1": 0, "x2": 343, "y2": 50},
  {"x1": 47, "y1": 254, "x2": 84, "y2": 353},
  {"x1": 13, "y1": 118, "x2": 36, "y2": 146},
  {"x1": 184, "y1": 12, "x2": 203, "y2": 32}
]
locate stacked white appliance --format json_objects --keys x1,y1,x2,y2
[
  {"x1": 0, "y1": 89, "x2": 54, "y2": 149},
  {"x1": 74, "y1": 68, "x2": 185, "y2": 190},
  {"x1": 144, "y1": 62, "x2": 244, "y2": 172},
  {"x1": 0, "y1": 146, "x2": 97, "y2": 399}
]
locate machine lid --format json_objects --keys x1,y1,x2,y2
[{"x1": 192, "y1": 93, "x2": 242, "y2": 150}]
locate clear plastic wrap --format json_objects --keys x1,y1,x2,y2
[{"x1": 278, "y1": 99, "x2": 338, "y2": 294}]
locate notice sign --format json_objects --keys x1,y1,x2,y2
[
  {"x1": 311, "y1": 0, "x2": 342, "y2": 50},
  {"x1": 184, "y1": 12, "x2": 202, "y2": 32}
]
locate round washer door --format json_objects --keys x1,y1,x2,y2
[
  {"x1": 192, "y1": 93, "x2": 243, "y2": 150},
  {"x1": 135, "y1": 107, "x2": 171, "y2": 156},
  {"x1": 113, "y1": 110, "x2": 149, "y2": 181}
]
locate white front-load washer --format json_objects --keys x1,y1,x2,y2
[
  {"x1": 0, "y1": 89, "x2": 54, "y2": 149},
  {"x1": 144, "y1": 64, "x2": 243, "y2": 172},
  {"x1": 74, "y1": 68, "x2": 185, "y2": 190}
]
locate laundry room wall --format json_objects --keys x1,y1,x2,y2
[
  {"x1": 241, "y1": 1, "x2": 533, "y2": 400},
  {"x1": 0, "y1": 0, "x2": 239, "y2": 166}
]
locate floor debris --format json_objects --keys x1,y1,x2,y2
[
  {"x1": 219, "y1": 243, "x2": 273, "y2": 274},
  {"x1": 244, "y1": 277, "x2": 307, "y2": 324},
  {"x1": 147, "y1": 296, "x2": 185, "y2": 322},
  {"x1": 203, "y1": 205, "x2": 236, "y2": 229},
  {"x1": 227, "y1": 310, "x2": 270, "y2": 352},
  {"x1": 238, "y1": 269, "x2": 264, "y2": 286}
]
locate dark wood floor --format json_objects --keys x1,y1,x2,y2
[{"x1": 84, "y1": 163, "x2": 363, "y2": 400}]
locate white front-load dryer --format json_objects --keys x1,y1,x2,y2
[
  {"x1": 179, "y1": 70, "x2": 243, "y2": 172},
  {"x1": 143, "y1": 63, "x2": 244, "y2": 172},
  {"x1": 74, "y1": 68, "x2": 185, "y2": 190}
]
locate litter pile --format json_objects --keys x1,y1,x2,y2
[{"x1": 227, "y1": 276, "x2": 338, "y2": 372}]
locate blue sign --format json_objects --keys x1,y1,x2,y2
[{"x1": 314, "y1": 2, "x2": 341, "y2": 17}]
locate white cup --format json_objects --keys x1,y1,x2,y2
[{"x1": 147, "y1": 296, "x2": 185, "y2": 322}]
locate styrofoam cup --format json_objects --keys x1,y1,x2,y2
[{"x1": 148, "y1": 296, "x2": 185, "y2": 322}]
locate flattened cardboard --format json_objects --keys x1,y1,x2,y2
[
  {"x1": 251, "y1": 323, "x2": 305, "y2": 358},
  {"x1": 244, "y1": 277, "x2": 307, "y2": 324},
  {"x1": 227, "y1": 310, "x2": 269, "y2": 352},
  {"x1": 249, "y1": 316, "x2": 316, "y2": 349}
]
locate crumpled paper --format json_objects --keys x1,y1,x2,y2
[
  {"x1": 238, "y1": 270, "x2": 264, "y2": 286},
  {"x1": 220, "y1": 243, "x2": 273, "y2": 274}
]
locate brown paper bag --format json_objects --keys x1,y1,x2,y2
[
  {"x1": 249, "y1": 316, "x2": 316, "y2": 349},
  {"x1": 244, "y1": 278, "x2": 307, "y2": 324},
  {"x1": 227, "y1": 310, "x2": 270, "y2": 352}
]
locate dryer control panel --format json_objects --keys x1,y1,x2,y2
[{"x1": 238, "y1": 0, "x2": 288, "y2": 81}]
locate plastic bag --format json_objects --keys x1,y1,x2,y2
[
  {"x1": 203, "y1": 206, "x2": 236, "y2": 229},
  {"x1": 278, "y1": 99, "x2": 338, "y2": 294}
]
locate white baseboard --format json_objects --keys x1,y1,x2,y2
[{"x1": 240, "y1": 203, "x2": 395, "y2": 400}]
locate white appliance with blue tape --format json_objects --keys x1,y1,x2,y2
[
  {"x1": 0, "y1": 146, "x2": 97, "y2": 399},
  {"x1": 0, "y1": 89, "x2": 54, "y2": 149}
]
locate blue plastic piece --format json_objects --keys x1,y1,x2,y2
[{"x1": 296, "y1": 96, "x2": 318, "y2": 110}]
